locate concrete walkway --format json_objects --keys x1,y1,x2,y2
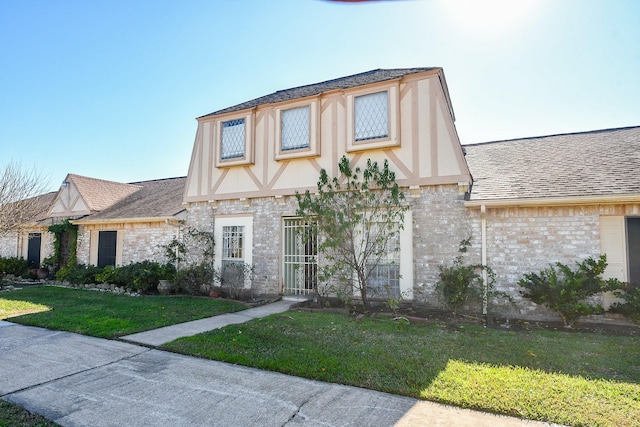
[
  {"x1": 121, "y1": 300, "x2": 293, "y2": 346},
  {"x1": 0, "y1": 301, "x2": 561, "y2": 427}
]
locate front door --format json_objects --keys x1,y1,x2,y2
[
  {"x1": 627, "y1": 217, "x2": 640, "y2": 286},
  {"x1": 283, "y1": 218, "x2": 317, "y2": 295},
  {"x1": 27, "y1": 233, "x2": 42, "y2": 268}
]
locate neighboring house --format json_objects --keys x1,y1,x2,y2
[
  {"x1": 72, "y1": 176, "x2": 187, "y2": 267},
  {"x1": 0, "y1": 192, "x2": 57, "y2": 268},
  {"x1": 0, "y1": 174, "x2": 186, "y2": 270},
  {"x1": 464, "y1": 126, "x2": 640, "y2": 315},
  {"x1": 183, "y1": 67, "x2": 473, "y2": 299}
]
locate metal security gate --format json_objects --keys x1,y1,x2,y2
[{"x1": 283, "y1": 218, "x2": 317, "y2": 295}]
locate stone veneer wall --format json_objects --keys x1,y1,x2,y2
[
  {"x1": 121, "y1": 222, "x2": 180, "y2": 264},
  {"x1": 0, "y1": 232, "x2": 18, "y2": 258},
  {"x1": 410, "y1": 185, "x2": 479, "y2": 303},
  {"x1": 75, "y1": 222, "x2": 181, "y2": 266},
  {"x1": 472, "y1": 203, "x2": 640, "y2": 320},
  {"x1": 185, "y1": 184, "x2": 476, "y2": 300},
  {"x1": 0, "y1": 230, "x2": 54, "y2": 263}
]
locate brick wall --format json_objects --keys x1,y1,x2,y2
[
  {"x1": 186, "y1": 185, "x2": 474, "y2": 300},
  {"x1": 410, "y1": 185, "x2": 479, "y2": 303},
  {"x1": 0, "y1": 232, "x2": 18, "y2": 258},
  {"x1": 472, "y1": 203, "x2": 640, "y2": 320}
]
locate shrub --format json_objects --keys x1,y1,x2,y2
[
  {"x1": 176, "y1": 263, "x2": 215, "y2": 296},
  {"x1": 610, "y1": 283, "x2": 640, "y2": 323},
  {"x1": 56, "y1": 263, "x2": 104, "y2": 284},
  {"x1": 94, "y1": 261, "x2": 176, "y2": 294},
  {"x1": 436, "y1": 239, "x2": 483, "y2": 316},
  {"x1": 0, "y1": 257, "x2": 29, "y2": 276},
  {"x1": 518, "y1": 255, "x2": 623, "y2": 326},
  {"x1": 219, "y1": 262, "x2": 254, "y2": 299}
]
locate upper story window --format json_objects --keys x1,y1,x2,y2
[
  {"x1": 354, "y1": 91, "x2": 389, "y2": 142},
  {"x1": 346, "y1": 84, "x2": 399, "y2": 152},
  {"x1": 214, "y1": 112, "x2": 254, "y2": 167},
  {"x1": 281, "y1": 105, "x2": 310, "y2": 151},
  {"x1": 221, "y1": 118, "x2": 246, "y2": 160},
  {"x1": 274, "y1": 99, "x2": 320, "y2": 160}
]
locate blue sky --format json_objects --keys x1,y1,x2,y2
[{"x1": 1, "y1": 0, "x2": 639, "y2": 191}]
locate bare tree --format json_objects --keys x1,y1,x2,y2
[{"x1": 0, "y1": 161, "x2": 51, "y2": 236}]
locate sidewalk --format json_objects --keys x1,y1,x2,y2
[
  {"x1": 0, "y1": 301, "x2": 560, "y2": 427},
  {"x1": 121, "y1": 300, "x2": 293, "y2": 346}
]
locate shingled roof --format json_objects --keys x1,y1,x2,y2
[
  {"x1": 200, "y1": 67, "x2": 438, "y2": 118},
  {"x1": 67, "y1": 174, "x2": 141, "y2": 212},
  {"x1": 83, "y1": 176, "x2": 186, "y2": 221},
  {"x1": 464, "y1": 126, "x2": 640, "y2": 202}
]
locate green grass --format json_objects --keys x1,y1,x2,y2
[
  {"x1": 0, "y1": 285, "x2": 246, "y2": 338},
  {"x1": 0, "y1": 400, "x2": 58, "y2": 427},
  {"x1": 164, "y1": 311, "x2": 640, "y2": 427}
]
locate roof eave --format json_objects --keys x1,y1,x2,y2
[
  {"x1": 465, "y1": 194, "x2": 640, "y2": 209},
  {"x1": 71, "y1": 216, "x2": 183, "y2": 226}
]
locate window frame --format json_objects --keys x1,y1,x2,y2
[
  {"x1": 214, "y1": 216, "x2": 253, "y2": 288},
  {"x1": 214, "y1": 111, "x2": 255, "y2": 167},
  {"x1": 274, "y1": 98, "x2": 321, "y2": 160},
  {"x1": 346, "y1": 83, "x2": 400, "y2": 152}
]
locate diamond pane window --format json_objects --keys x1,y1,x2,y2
[
  {"x1": 281, "y1": 106, "x2": 310, "y2": 151},
  {"x1": 221, "y1": 119, "x2": 245, "y2": 159},
  {"x1": 354, "y1": 91, "x2": 389, "y2": 141}
]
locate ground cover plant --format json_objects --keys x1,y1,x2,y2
[
  {"x1": 164, "y1": 311, "x2": 640, "y2": 427},
  {"x1": 0, "y1": 286, "x2": 246, "y2": 338},
  {"x1": 0, "y1": 400, "x2": 58, "y2": 427}
]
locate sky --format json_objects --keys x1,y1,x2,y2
[{"x1": 1, "y1": 0, "x2": 639, "y2": 192}]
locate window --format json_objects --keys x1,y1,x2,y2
[
  {"x1": 221, "y1": 119, "x2": 245, "y2": 160},
  {"x1": 222, "y1": 225, "x2": 244, "y2": 269},
  {"x1": 354, "y1": 91, "x2": 389, "y2": 141},
  {"x1": 366, "y1": 226, "x2": 400, "y2": 298},
  {"x1": 281, "y1": 106, "x2": 310, "y2": 151},
  {"x1": 346, "y1": 85, "x2": 398, "y2": 152}
]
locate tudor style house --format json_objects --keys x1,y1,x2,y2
[{"x1": 183, "y1": 68, "x2": 474, "y2": 300}]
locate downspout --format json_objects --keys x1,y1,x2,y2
[{"x1": 481, "y1": 205, "x2": 488, "y2": 315}]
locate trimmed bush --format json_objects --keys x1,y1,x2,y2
[
  {"x1": 0, "y1": 256, "x2": 29, "y2": 277},
  {"x1": 519, "y1": 255, "x2": 623, "y2": 326},
  {"x1": 610, "y1": 283, "x2": 640, "y2": 323}
]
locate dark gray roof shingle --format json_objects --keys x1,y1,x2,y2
[
  {"x1": 85, "y1": 177, "x2": 186, "y2": 220},
  {"x1": 200, "y1": 68, "x2": 437, "y2": 118},
  {"x1": 465, "y1": 126, "x2": 640, "y2": 201}
]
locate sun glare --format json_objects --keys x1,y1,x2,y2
[{"x1": 441, "y1": 0, "x2": 542, "y2": 37}]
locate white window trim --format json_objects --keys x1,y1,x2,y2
[
  {"x1": 214, "y1": 111, "x2": 255, "y2": 167},
  {"x1": 214, "y1": 215, "x2": 253, "y2": 288},
  {"x1": 346, "y1": 83, "x2": 400, "y2": 152},
  {"x1": 274, "y1": 98, "x2": 320, "y2": 160}
]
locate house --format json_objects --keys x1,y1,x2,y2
[
  {"x1": 183, "y1": 67, "x2": 640, "y2": 320},
  {"x1": 0, "y1": 191, "x2": 57, "y2": 268},
  {"x1": 183, "y1": 67, "x2": 474, "y2": 299},
  {"x1": 464, "y1": 126, "x2": 640, "y2": 315},
  {"x1": 0, "y1": 174, "x2": 186, "y2": 271}
]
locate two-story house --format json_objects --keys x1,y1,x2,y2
[{"x1": 183, "y1": 68, "x2": 474, "y2": 300}]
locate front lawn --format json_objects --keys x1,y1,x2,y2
[
  {"x1": 0, "y1": 286, "x2": 246, "y2": 338},
  {"x1": 164, "y1": 311, "x2": 640, "y2": 427}
]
